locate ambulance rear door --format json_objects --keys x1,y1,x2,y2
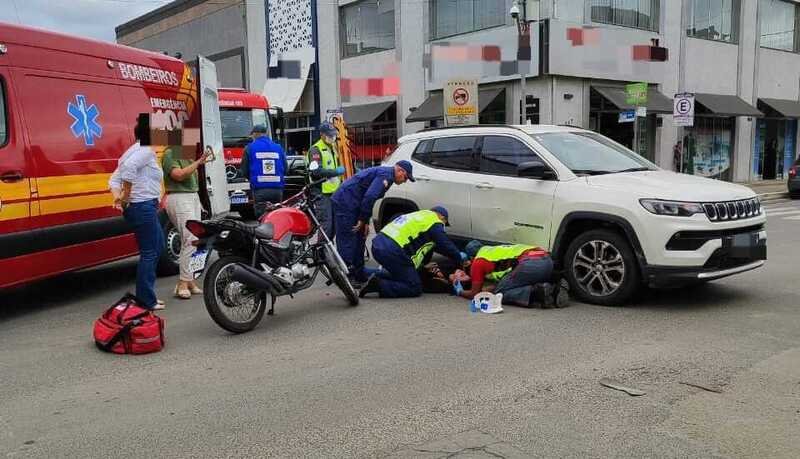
[{"x1": 196, "y1": 56, "x2": 229, "y2": 216}]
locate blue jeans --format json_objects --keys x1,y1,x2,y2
[
  {"x1": 332, "y1": 200, "x2": 367, "y2": 282},
  {"x1": 314, "y1": 192, "x2": 334, "y2": 239},
  {"x1": 124, "y1": 199, "x2": 164, "y2": 309},
  {"x1": 495, "y1": 257, "x2": 554, "y2": 306},
  {"x1": 371, "y1": 234, "x2": 422, "y2": 298}
]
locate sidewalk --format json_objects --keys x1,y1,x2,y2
[{"x1": 738, "y1": 179, "x2": 789, "y2": 201}]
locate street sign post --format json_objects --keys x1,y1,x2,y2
[
  {"x1": 444, "y1": 79, "x2": 479, "y2": 126},
  {"x1": 673, "y1": 93, "x2": 695, "y2": 127},
  {"x1": 618, "y1": 111, "x2": 636, "y2": 123}
]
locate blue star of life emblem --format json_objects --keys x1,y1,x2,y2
[{"x1": 68, "y1": 95, "x2": 102, "y2": 146}]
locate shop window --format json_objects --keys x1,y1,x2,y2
[
  {"x1": 680, "y1": 117, "x2": 734, "y2": 181},
  {"x1": 759, "y1": 0, "x2": 800, "y2": 52},
  {"x1": 0, "y1": 78, "x2": 6, "y2": 146},
  {"x1": 426, "y1": 136, "x2": 478, "y2": 171},
  {"x1": 688, "y1": 0, "x2": 740, "y2": 43},
  {"x1": 340, "y1": 0, "x2": 395, "y2": 58},
  {"x1": 590, "y1": 0, "x2": 660, "y2": 32},
  {"x1": 430, "y1": 0, "x2": 506, "y2": 40},
  {"x1": 479, "y1": 136, "x2": 540, "y2": 176}
]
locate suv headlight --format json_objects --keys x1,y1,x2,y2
[{"x1": 640, "y1": 199, "x2": 705, "y2": 217}]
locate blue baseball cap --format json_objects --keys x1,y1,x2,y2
[
  {"x1": 318, "y1": 122, "x2": 337, "y2": 137},
  {"x1": 430, "y1": 205, "x2": 450, "y2": 226},
  {"x1": 251, "y1": 124, "x2": 268, "y2": 134},
  {"x1": 465, "y1": 240, "x2": 483, "y2": 259},
  {"x1": 396, "y1": 160, "x2": 415, "y2": 182}
]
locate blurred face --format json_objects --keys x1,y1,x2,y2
[
  {"x1": 394, "y1": 166, "x2": 408, "y2": 184},
  {"x1": 322, "y1": 133, "x2": 337, "y2": 145}
]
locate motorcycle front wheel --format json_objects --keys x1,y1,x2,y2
[
  {"x1": 322, "y1": 245, "x2": 359, "y2": 307},
  {"x1": 204, "y1": 256, "x2": 269, "y2": 333}
]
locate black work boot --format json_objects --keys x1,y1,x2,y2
[
  {"x1": 531, "y1": 283, "x2": 556, "y2": 308},
  {"x1": 358, "y1": 274, "x2": 381, "y2": 298}
]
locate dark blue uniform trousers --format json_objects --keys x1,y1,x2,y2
[
  {"x1": 332, "y1": 200, "x2": 367, "y2": 282},
  {"x1": 495, "y1": 257, "x2": 554, "y2": 306},
  {"x1": 371, "y1": 234, "x2": 423, "y2": 298}
]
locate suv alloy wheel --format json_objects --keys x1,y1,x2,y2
[{"x1": 564, "y1": 229, "x2": 640, "y2": 306}]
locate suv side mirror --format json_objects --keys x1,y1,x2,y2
[{"x1": 517, "y1": 160, "x2": 556, "y2": 180}]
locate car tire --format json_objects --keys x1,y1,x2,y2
[
  {"x1": 563, "y1": 229, "x2": 640, "y2": 306},
  {"x1": 790, "y1": 191, "x2": 800, "y2": 200},
  {"x1": 156, "y1": 221, "x2": 181, "y2": 277}
]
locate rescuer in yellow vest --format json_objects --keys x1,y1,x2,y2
[
  {"x1": 305, "y1": 122, "x2": 345, "y2": 237},
  {"x1": 456, "y1": 240, "x2": 569, "y2": 308},
  {"x1": 359, "y1": 207, "x2": 468, "y2": 298}
]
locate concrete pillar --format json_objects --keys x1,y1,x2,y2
[
  {"x1": 398, "y1": 0, "x2": 426, "y2": 136},
  {"x1": 244, "y1": 0, "x2": 267, "y2": 93},
  {"x1": 655, "y1": 0, "x2": 684, "y2": 171},
  {"x1": 733, "y1": 0, "x2": 760, "y2": 182},
  {"x1": 316, "y1": 0, "x2": 341, "y2": 117}
]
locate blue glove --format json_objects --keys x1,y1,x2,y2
[
  {"x1": 460, "y1": 252, "x2": 468, "y2": 262},
  {"x1": 335, "y1": 166, "x2": 346, "y2": 175},
  {"x1": 454, "y1": 280, "x2": 464, "y2": 296}
]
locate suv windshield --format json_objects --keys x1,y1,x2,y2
[
  {"x1": 532, "y1": 132, "x2": 656, "y2": 176},
  {"x1": 221, "y1": 108, "x2": 270, "y2": 147}
]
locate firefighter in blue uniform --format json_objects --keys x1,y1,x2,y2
[
  {"x1": 358, "y1": 206, "x2": 468, "y2": 298},
  {"x1": 239, "y1": 124, "x2": 287, "y2": 218},
  {"x1": 331, "y1": 160, "x2": 415, "y2": 286}
]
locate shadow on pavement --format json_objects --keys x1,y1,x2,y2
[
  {"x1": 634, "y1": 282, "x2": 753, "y2": 310},
  {"x1": 0, "y1": 259, "x2": 139, "y2": 321}
]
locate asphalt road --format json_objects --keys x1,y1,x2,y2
[{"x1": 2, "y1": 200, "x2": 799, "y2": 458}]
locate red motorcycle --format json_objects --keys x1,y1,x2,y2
[{"x1": 186, "y1": 180, "x2": 358, "y2": 333}]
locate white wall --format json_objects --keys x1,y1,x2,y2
[
  {"x1": 757, "y1": 48, "x2": 800, "y2": 100},
  {"x1": 316, "y1": 0, "x2": 341, "y2": 118},
  {"x1": 398, "y1": 0, "x2": 427, "y2": 135},
  {"x1": 245, "y1": 1, "x2": 267, "y2": 94},
  {"x1": 683, "y1": 38, "x2": 740, "y2": 94}
]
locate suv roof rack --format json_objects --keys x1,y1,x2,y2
[{"x1": 418, "y1": 124, "x2": 526, "y2": 133}]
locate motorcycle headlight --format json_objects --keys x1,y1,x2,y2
[{"x1": 640, "y1": 199, "x2": 705, "y2": 217}]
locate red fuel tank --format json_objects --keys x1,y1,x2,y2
[{"x1": 261, "y1": 207, "x2": 312, "y2": 240}]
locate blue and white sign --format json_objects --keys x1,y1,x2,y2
[
  {"x1": 68, "y1": 95, "x2": 102, "y2": 146},
  {"x1": 618, "y1": 110, "x2": 636, "y2": 123}
]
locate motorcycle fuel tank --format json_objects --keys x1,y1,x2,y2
[{"x1": 261, "y1": 207, "x2": 313, "y2": 240}]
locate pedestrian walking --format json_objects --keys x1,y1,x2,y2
[
  {"x1": 331, "y1": 161, "x2": 414, "y2": 286},
  {"x1": 305, "y1": 122, "x2": 345, "y2": 237},
  {"x1": 457, "y1": 241, "x2": 568, "y2": 308},
  {"x1": 162, "y1": 144, "x2": 212, "y2": 299},
  {"x1": 359, "y1": 207, "x2": 467, "y2": 298},
  {"x1": 239, "y1": 124, "x2": 287, "y2": 218},
  {"x1": 109, "y1": 118, "x2": 165, "y2": 310}
]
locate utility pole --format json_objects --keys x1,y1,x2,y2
[{"x1": 512, "y1": 0, "x2": 531, "y2": 124}]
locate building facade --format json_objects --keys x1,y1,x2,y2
[{"x1": 317, "y1": 0, "x2": 800, "y2": 182}]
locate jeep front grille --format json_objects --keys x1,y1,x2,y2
[{"x1": 703, "y1": 198, "x2": 761, "y2": 222}]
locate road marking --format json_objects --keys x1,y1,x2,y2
[
  {"x1": 765, "y1": 210, "x2": 800, "y2": 217},
  {"x1": 783, "y1": 215, "x2": 800, "y2": 220},
  {"x1": 763, "y1": 206, "x2": 797, "y2": 212}
]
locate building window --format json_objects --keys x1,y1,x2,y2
[
  {"x1": 590, "y1": 0, "x2": 660, "y2": 32},
  {"x1": 680, "y1": 117, "x2": 734, "y2": 181},
  {"x1": 0, "y1": 78, "x2": 6, "y2": 146},
  {"x1": 340, "y1": 0, "x2": 395, "y2": 58},
  {"x1": 430, "y1": 0, "x2": 506, "y2": 40},
  {"x1": 688, "y1": 0, "x2": 740, "y2": 43},
  {"x1": 426, "y1": 136, "x2": 479, "y2": 171},
  {"x1": 759, "y1": 0, "x2": 800, "y2": 52}
]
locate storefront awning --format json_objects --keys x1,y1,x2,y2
[
  {"x1": 758, "y1": 98, "x2": 800, "y2": 118},
  {"x1": 694, "y1": 93, "x2": 762, "y2": 117},
  {"x1": 591, "y1": 86, "x2": 673, "y2": 114},
  {"x1": 406, "y1": 88, "x2": 505, "y2": 123},
  {"x1": 342, "y1": 101, "x2": 396, "y2": 125}
]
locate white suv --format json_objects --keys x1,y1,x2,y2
[{"x1": 375, "y1": 125, "x2": 767, "y2": 305}]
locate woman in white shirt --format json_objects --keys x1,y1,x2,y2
[{"x1": 109, "y1": 122, "x2": 165, "y2": 310}]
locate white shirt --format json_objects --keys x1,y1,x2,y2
[{"x1": 109, "y1": 142, "x2": 163, "y2": 203}]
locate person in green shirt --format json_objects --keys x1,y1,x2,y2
[{"x1": 162, "y1": 146, "x2": 211, "y2": 299}]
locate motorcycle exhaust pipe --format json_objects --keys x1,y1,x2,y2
[{"x1": 230, "y1": 263, "x2": 285, "y2": 295}]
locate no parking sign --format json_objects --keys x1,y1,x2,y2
[{"x1": 674, "y1": 93, "x2": 695, "y2": 127}]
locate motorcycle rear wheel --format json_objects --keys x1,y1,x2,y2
[
  {"x1": 323, "y1": 245, "x2": 359, "y2": 307},
  {"x1": 204, "y1": 256, "x2": 269, "y2": 333}
]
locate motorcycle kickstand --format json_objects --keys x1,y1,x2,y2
[{"x1": 267, "y1": 296, "x2": 276, "y2": 316}]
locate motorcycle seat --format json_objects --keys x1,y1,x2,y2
[{"x1": 254, "y1": 223, "x2": 274, "y2": 240}]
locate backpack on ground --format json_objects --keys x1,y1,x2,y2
[{"x1": 93, "y1": 293, "x2": 165, "y2": 354}]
